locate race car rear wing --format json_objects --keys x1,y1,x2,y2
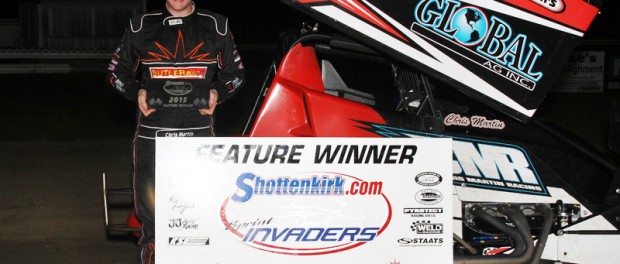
[{"x1": 281, "y1": 0, "x2": 599, "y2": 122}]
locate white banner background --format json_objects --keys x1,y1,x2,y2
[{"x1": 155, "y1": 137, "x2": 452, "y2": 263}]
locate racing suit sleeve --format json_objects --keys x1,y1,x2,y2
[
  {"x1": 105, "y1": 26, "x2": 142, "y2": 102},
  {"x1": 212, "y1": 22, "x2": 245, "y2": 104}
]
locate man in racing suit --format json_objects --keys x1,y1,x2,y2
[{"x1": 105, "y1": 0, "x2": 244, "y2": 263}]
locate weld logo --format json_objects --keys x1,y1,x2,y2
[
  {"x1": 413, "y1": 0, "x2": 544, "y2": 89},
  {"x1": 531, "y1": 0, "x2": 566, "y2": 13},
  {"x1": 221, "y1": 172, "x2": 392, "y2": 255},
  {"x1": 411, "y1": 220, "x2": 444, "y2": 234},
  {"x1": 359, "y1": 123, "x2": 549, "y2": 196}
]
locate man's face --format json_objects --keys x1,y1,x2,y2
[{"x1": 166, "y1": 0, "x2": 193, "y2": 13}]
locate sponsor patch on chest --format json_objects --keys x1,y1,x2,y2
[
  {"x1": 150, "y1": 67, "x2": 207, "y2": 79},
  {"x1": 168, "y1": 18, "x2": 183, "y2": 26}
]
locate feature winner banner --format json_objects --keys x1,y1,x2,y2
[{"x1": 155, "y1": 137, "x2": 452, "y2": 263}]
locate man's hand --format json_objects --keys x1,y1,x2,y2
[
  {"x1": 199, "y1": 89, "x2": 219, "y2": 116},
  {"x1": 138, "y1": 89, "x2": 156, "y2": 117}
]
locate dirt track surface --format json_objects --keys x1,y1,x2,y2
[{"x1": 0, "y1": 139, "x2": 138, "y2": 264}]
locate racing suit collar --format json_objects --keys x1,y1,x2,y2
[{"x1": 162, "y1": 4, "x2": 195, "y2": 27}]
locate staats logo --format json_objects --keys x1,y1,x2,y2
[
  {"x1": 168, "y1": 237, "x2": 210, "y2": 246},
  {"x1": 415, "y1": 189, "x2": 443, "y2": 205},
  {"x1": 412, "y1": 0, "x2": 544, "y2": 90},
  {"x1": 397, "y1": 237, "x2": 443, "y2": 247},
  {"x1": 220, "y1": 172, "x2": 392, "y2": 255},
  {"x1": 359, "y1": 122, "x2": 549, "y2": 196},
  {"x1": 411, "y1": 220, "x2": 443, "y2": 234},
  {"x1": 530, "y1": 0, "x2": 566, "y2": 13},
  {"x1": 415, "y1": 172, "x2": 443, "y2": 186}
]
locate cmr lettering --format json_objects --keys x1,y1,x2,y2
[{"x1": 452, "y1": 140, "x2": 548, "y2": 195}]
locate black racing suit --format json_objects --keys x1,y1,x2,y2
[{"x1": 105, "y1": 7, "x2": 244, "y2": 264}]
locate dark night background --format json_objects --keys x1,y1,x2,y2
[
  {"x1": 0, "y1": 0, "x2": 312, "y2": 140},
  {"x1": 0, "y1": 0, "x2": 617, "y2": 141},
  {"x1": 0, "y1": 1, "x2": 618, "y2": 263},
  {"x1": 0, "y1": 1, "x2": 618, "y2": 39}
]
